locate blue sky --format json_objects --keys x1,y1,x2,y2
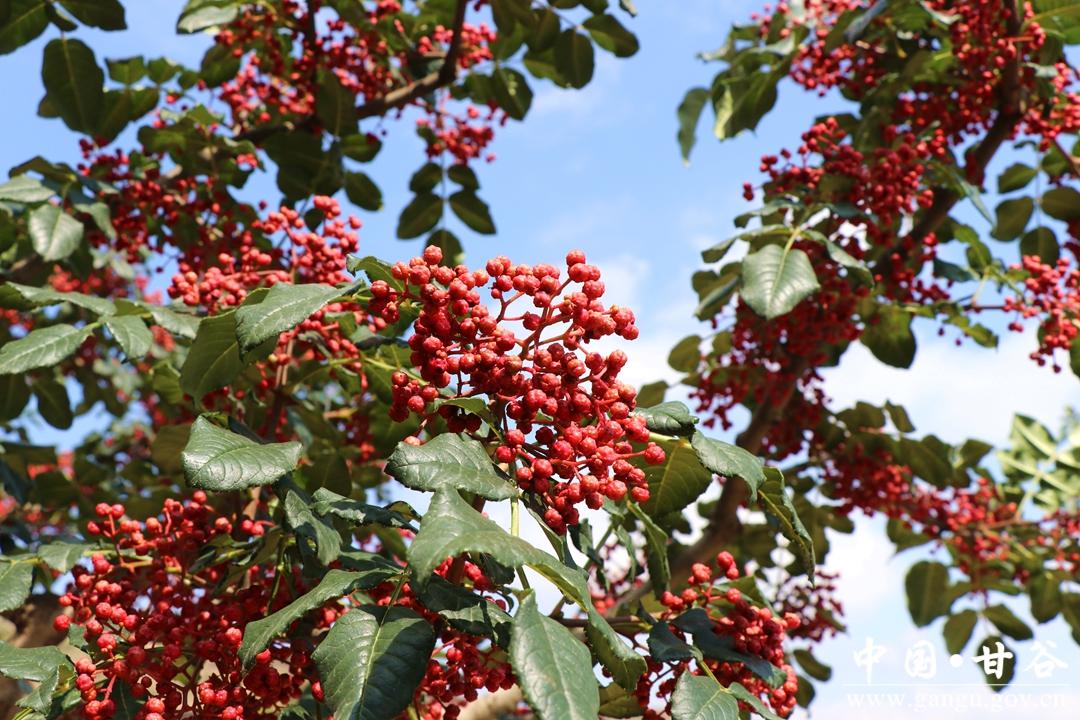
[{"x1": 2, "y1": 1, "x2": 1078, "y2": 717}]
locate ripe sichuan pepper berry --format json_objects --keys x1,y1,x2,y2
[
  {"x1": 59, "y1": 494, "x2": 332, "y2": 720},
  {"x1": 636, "y1": 554, "x2": 800, "y2": 718},
  {"x1": 371, "y1": 247, "x2": 666, "y2": 532}
]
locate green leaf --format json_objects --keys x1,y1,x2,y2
[
  {"x1": 449, "y1": 191, "x2": 496, "y2": 234},
  {"x1": 885, "y1": 401, "x2": 915, "y2": 433},
  {"x1": 240, "y1": 569, "x2": 375, "y2": 669},
  {"x1": 107, "y1": 55, "x2": 146, "y2": 84},
  {"x1": 32, "y1": 377, "x2": 72, "y2": 429},
  {"x1": 982, "y1": 605, "x2": 1033, "y2": 640},
  {"x1": 0, "y1": 324, "x2": 91, "y2": 374},
  {"x1": 671, "y1": 609, "x2": 786, "y2": 687},
  {"x1": 677, "y1": 87, "x2": 709, "y2": 162},
  {"x1": 312, "y1": 605, "x2": 435, "y2": 720},
  {"x1": 822, "y1": 238, "x2": 873, "y2": 285},
  {"x1": 640, "y1": 439, "x2": 712, "y2": 518},
  {"x1": 1029, "y1": 572, "x2": 1062, "y2": 623},
  {"x1": 396, "y1": 193, "x2": 443, "y2": 239},
  {"x1": 417, "y1": 576, "x2": 512, "y2": 646},
  {"x1": 0, "y1": 561, "x2": 33, "y2": 612},
  {"x1": 408, "y1": 163, "x2": 442, "y2": 193},
  {"x1": 943, "y1": 609, "x2": 978, "y2": 655},
  {"x1": 0, "y1": 641, "x2": 68, "y2": 681},
  {"x1": 1020, "y1": 227, "x2": 1059, "y2": 263},
  {"x1": 409, "y1": 489, "x2": 644, "y2": 687},
  {"x1": 316, "y1": 69, "x2": 357, "y2": 136},
  {"x1": 0, "y1": 375, "x2": 31, "y2": 422},
  {"x1": 727, "y1": 682, "x2": 783, "y2": 720},
  {"x1": 234, "y1": 282, "x2": 341, "y2": 355},
  {"x1": 283, "y1": 486, "x2": 342, "y2": 565},
  {"x1": 492, "y1": 67, "x2": 533, "y2": 120},
  {"x1": 37, "y1": 541, "x2": 92, "y2": 573},
  {"x1": 758, "y1": 468, "x2": 815, "y2": 574},
  {"x1": 179, "y1": 310, "x2": 267, "y2": 399},
  {"x1": 447, "y1": 164, "x2": 479, "y2": 190},
  {"x1": 181, "y1": 416, "x2": 302, "y2": 491},
  {"x1": 582, "y1": 14, "x2": 638, "y2": 56},
  {"x1": 0, "y1": 175, "x2": 54, "y2": 203},
  {"x1": 385, "y1": 434, "x2": 516, "y2": 500},
  {"x1": 712, "y1": 71, "x2": 782, "y2": 141},
  {"x1": 991, "y1": 197, "x2": 1033, "y2": 241},
  {"x1": 793, "y1": 649, "x2": 831, "y2": 681},
  {"x1": 0, "y1": 0, "x2": 48, "y2": 56},
  {"x1": 143, "y1": 303, "x2": 199, "y2": 338},
  {"x1": 104, "y1": 315, "x2": 153, "y2": 359},
  {"x1": 668, "y1": 334, "x2": 701, "y2": 372},
  {"x1": 511, "y1": 591, "x2": 599, "y2": 720},
  {"x1": 554, "y1": 30, "x2": 594, "y2": 88},
  {"x1": 741, "y1": 245, "x2": 819, "y2": 319},
  {"x1": 311, "y1": 488, "x2": 415, "y2": 529},
  {"x1": 341, "y1": 134, "x2": 382, "y2": 162},
  {"x1": 1041, "y1": 187, "x2": 1080, "y2": 220},
  {"x1": 861, "y1": 305, "x2": 916, "y2": 368},
  {"x1": 637, "y1": 401, "x2": 699, "y2": 437},
  {"x1": 905, "y1": 560, "x2": 950, "y2": 627},
  {"x1": 57, "y1": 0, "x2": 125, "y2": 29},
  {"x1": 1011, "y1": 414, "x2": 1057, "y2": 458},
  {"x1": 598, "y1": 683, "x2": 646, "y2": 718},
  {"x1": 41, "y1": 38, "x2": 103, "y2": 133},
  {"x1": 997, "y1": 163, "x2": 1037, "y2": 193},
  {"x1": 690, "y1": 431, "x2": 765, "y2": 502},
  {"x1": 700, "y1": 237, "x2": 736, "y2": 265},
  {"x1": 974, "y1": 636, "x2": 1015, "y2": 691},
  {"x1": 628, "y1": 503, "x2": 670, "y2": 592},
  {"x1": 671, "y1": 673, "x2": 739, "y2": 720},
  {"x1": 177, "y1": 0, "x2": 239, "y2": 33},
  {"x1": 28, "y1": 203, "x2": 83, "y2": 261},
  {"x1": 647, "y1": 621, "x2": 696, "y2": 662},
  {"x1": 345, "y1": 171, "x2": 383, "y2": 211}
]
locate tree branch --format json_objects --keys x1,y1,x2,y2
[
  {"x1": 235, "y1": 0, "x2": 469, "y2": 144},
  {"x1": 882, "y1": 0, "x2": 1024, "y2": 258},
  {"x1": 617, "y1": 0, "x2": 1029, "y2": 613}
]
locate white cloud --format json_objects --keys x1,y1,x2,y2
[
  {"x1": 821, "y1": 327, "x2": 1080, "y2": 445},
  {"x1": 821, "y1": 516, "x2": 899, "y2": 614}
]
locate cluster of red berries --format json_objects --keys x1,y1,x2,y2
[
  {"x1": 1004, "y1": 254, "x2": 1080, "y2": 372},
  {"x1": 697, "y1": 0, "x2": 1078, "y2": 482},
  {"x1": 371, "y1": 246, "x2": 665, "y2": 532},
  {"x1": 637, "y1": 552, "x2": 800, "y2": 718},
  {"x1": 373, "y1": 557, "x2": 514, "y2": 720},
  {"x1": 774, "y1": 570, "x2": 844, "y2": 643},
  {"x1": 169, "y1": 197, "x2": 358, "y2": 310},
  {"x1": 213, "y1": 0, "x2": 501, "y2": 165},
  {"x1": 693, "y1": 242, "x2": 867, "y2": 457},
  {"x1": 55, "y1": 495, "x2": 329, "y2": 720},
  {"x1": 417, "y1": 101, "x2": 502, "y2": 165},
  {"x1": 820, "y1": 442, "x2": 923, "y2": 518}
]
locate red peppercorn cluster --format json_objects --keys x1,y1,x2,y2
[
  {"x1": 763, "y1": 1, "x2": 1078, "y2": 149},
  {"x1": 371, "y1": 246, "x2": 665, "y2": 532},
  {"x1": 213, "y1": 0, "x2": 501, "y2": 165},
  {"x1": 774, "y1": 570, "x2": 844, "y2": 644},
  {"x1": 362, "y1": 556, "x2": 514, "y2": 720},
  {"x1": 693, "y1": 242, "x2": 867, "y2": 457},
  {"x1": 1004, "y1": 254, "x2": 1080, "y2": 372},
  {"x1": 56, "y1": 494, "x2": 328, "y2": 720},
  {"x1": 636, "y1": 553, "x2": 800, "y2": 718},
  {"x1": 820, "y1": 442, "x2": 925, "y2": 518},
  {"x1": 697, "y1": 0, "x2": 1078, "y2": 485}
]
